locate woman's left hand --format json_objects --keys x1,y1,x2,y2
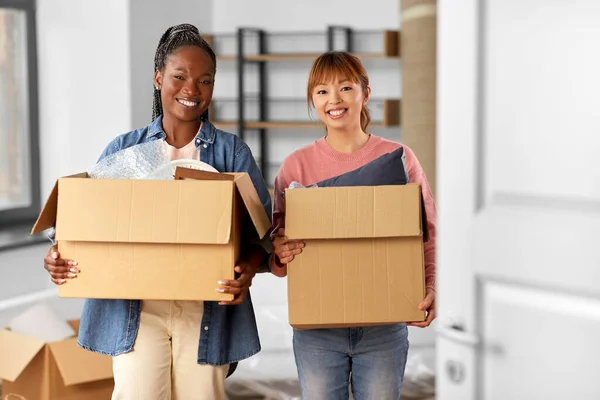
[
  {"x1": 217, "y1": 259, "x2": 259, "y2": 306},
  {"x1": 407, "y1": 288, "x2": 436, "y2": 328}
]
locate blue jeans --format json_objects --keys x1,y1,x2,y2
[{"x1": 293, "y1": 324, "x2": 409, "y2": 400}]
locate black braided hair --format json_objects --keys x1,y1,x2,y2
[{"x1": 152, "y1": 23, "x2": 216, "y2": 122}]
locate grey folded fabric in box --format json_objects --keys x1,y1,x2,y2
[{"x1": 316, "y1": 147, "x2": 408, "y2": 187}]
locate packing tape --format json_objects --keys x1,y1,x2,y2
[
  {"x1": 401, "y1": 3, "x2": 437, "y2": 23},
  {"x1": 4, "y1": 394, "x2": 27, "y2": 400}
]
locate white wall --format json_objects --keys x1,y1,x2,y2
[
  {"x1": 212, "y1": 0, "x2": 400, "y2": 32},
  {"x1": 36, "y1": 0, "x2": 132, "y2": 202}
]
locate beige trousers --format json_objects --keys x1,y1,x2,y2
[{"x1": 111, "y1": 300, "x2": 229, "y2": 400}]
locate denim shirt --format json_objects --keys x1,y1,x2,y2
[{"x1": 77, "y1": 116, "x2": 272, "y2": 365}]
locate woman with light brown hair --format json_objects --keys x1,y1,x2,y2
[{"x1": 271, "y1": 51, "x2": 437, "y2": 399}]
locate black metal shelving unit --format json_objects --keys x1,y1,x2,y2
[{"x1": 208, "y1": 26, "x2": 401, "y2": 175}]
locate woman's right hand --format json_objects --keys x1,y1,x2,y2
[
  {"x1": 44, "y1": 244, "x2": 79, "y2": 285},
  {"x1": 273, "y1": 228, "x2": 305, "y2": 266}
]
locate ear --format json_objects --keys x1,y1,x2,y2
[
  {"x1": 364, "y1": 85, "x2": 372, "y2": 105},
  {"x1": 154, "y1": 70, "x2": 162, "y2": 90}
]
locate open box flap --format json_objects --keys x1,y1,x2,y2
[
  {"x1": 232, "y1": 173, "x2": 271, "y2": 239},
  {"x1": 0, "y1": 329, "x2": 45, "y2": 382},
  {"x1": 31, "y1": 172, "x2": 88, "y2": 234},
  {"x1": 48, "y1": 338, "x2": 113, "y2": 386}
]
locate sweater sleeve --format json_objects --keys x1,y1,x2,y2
[{"x1": 404, "y1": 146, "x2": 437, "y2": 293}]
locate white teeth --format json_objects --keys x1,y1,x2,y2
[
  {"x1": 178, "y1": 99, "x2": 198, "y2": 107},
  {"x1": 328, "y1": 109, "x2": 346, "y2": 116}
]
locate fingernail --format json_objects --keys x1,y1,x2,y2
[
  {"x1": 58, "y1": 279, "x2": 66, "y2": 284},
  {"x1": 218, "y1": 280, "x2": 225, "y2": 285},
  {"x1": 67, "y1": 273, "x2": 76, "y2": 278},
  {"x1": 72, "y1": 261, "x2": 78, "y2": 266},
  {"x1": 69, "y1": 268, "x2": 78, "y2": 273},
  {"x1": 52, "y1": 252, "x2": 58, "y2": 260},
  {"x1": 216, "y1": 288, "x2": 225, "y2": 293}
]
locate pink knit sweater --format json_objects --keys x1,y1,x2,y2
[{"x1": 271, "y1": 135, "x2": 437, "y2": 292}]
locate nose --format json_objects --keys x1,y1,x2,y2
[
  {"x1": 328, "y1": 91, "x2": 342, "y2": 104},
  {"x1": 182, "y1": 80, "x2": 199, "y2": 96}
]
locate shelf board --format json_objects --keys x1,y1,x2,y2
[
  {"x1": 247, "y1": 121, "x2": 321, "y2": 129},
  {"x1": 216, "y1": 53, "x2": 399, "y2": 62},
  {"x1": 213, "y1": 96, "x2": 394, "y2": 103},
  {"x1": 207, "y1": 30, "x2": 401, "y2": 62},
  {"x1": 244, "y1": 53, "x2": 398, "y2": 62},
  {"x1": 245, "y1": 53, "x2": 319, "y2": 61},
  {"x1": 213, "y1": 121, "x2": 322, "y2": 129},
  {"x1": 216, "y1": 55, "x2": 237, "y2": 61},
  {"x1": 212, "y1": 99, "x2": 401, "y2": 129},
  {"x1": 212, "y1": 121, "x2": 238, "y2": 129},
  {"x1": 213, "y1": 121, "x2": 397, "y2": 129}
]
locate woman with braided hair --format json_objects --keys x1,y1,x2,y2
[{"x1": 42, "y1": 23, "x2": 272, "y2": 399}]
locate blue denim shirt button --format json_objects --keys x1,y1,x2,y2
[{"x1": 204, "y1": 326, "x2": 209, "y2": 331}]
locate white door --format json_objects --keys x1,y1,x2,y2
[{"x1": 436, "y1": 0, "x2": 600, "y2": 399}]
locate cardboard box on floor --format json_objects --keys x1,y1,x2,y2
[
  {"x1": 31, "y1": 168, "x2": 271, "y2": 301},
  {"x1": 285, "y1": 183, "x2": 427, "y2": 329},
  {"x1": 0, "y1": 319, "x2": 113, "y2": 400}
]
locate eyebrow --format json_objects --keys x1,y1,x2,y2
[
  {"x1": 316, "y1": 79, "x2": 350, "y2": 86},
  {"x1": 172, "y1": 68, "x2": 213, "y2": 77}
]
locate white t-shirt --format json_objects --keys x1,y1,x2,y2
[{"x1": 163, "y1": 138, "x2": 200, "y2": 162}]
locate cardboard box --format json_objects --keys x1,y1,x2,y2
[
  {"x1": 0, "y1": 319, "x2": 113, "y2": 400},
  {"x1": 285, "y1": 184, "x2": 427, "y2": 329},
  {"x1": 31, "y1": 169, "x2": 271, "y2": 301}
]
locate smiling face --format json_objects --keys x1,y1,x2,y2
[
  {"x1": 154, "y1": 45, "x2": 215, "y2": 123},
  {"x1": 311, "y1": 77, "x2": 370, "y2": 132},
  {"x1": 307, "y1": 52, "x2": 372, "y2": 133}
]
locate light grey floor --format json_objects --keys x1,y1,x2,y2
[
  {"x1": 0, "y1": 383, "x2": 435, "y2": 400},
  {"x1": 225, "y1": 380, "x2": 435, "y2": 400}
]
